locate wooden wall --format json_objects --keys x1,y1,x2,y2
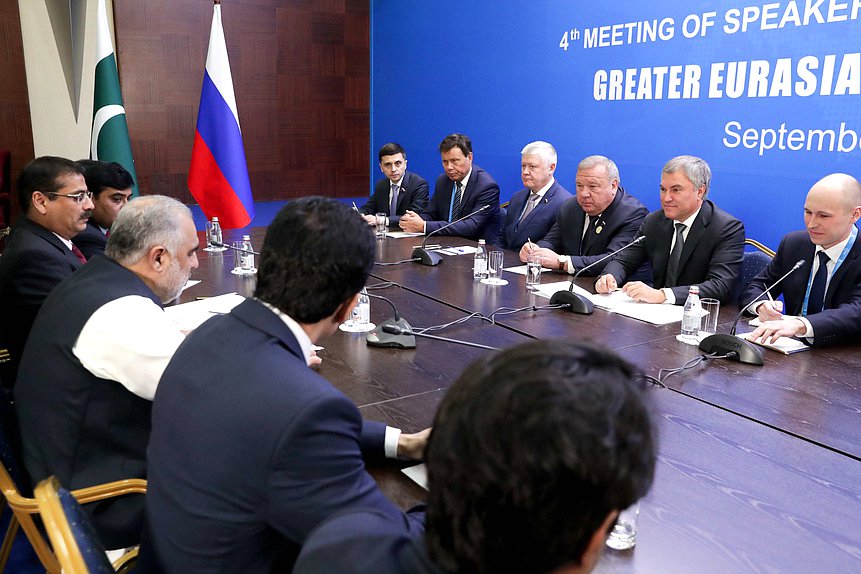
[
  {"x1": 114, "y1": 0, "x2": 370, "y2": 203},
  {"x1": 0, "y1": 0, "x2": 35, "y2": 218}
]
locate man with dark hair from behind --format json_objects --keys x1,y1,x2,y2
[
  {"x1": 294, "y1": 340, "x2": 657, "y2": 574},
  {"x1": 359, "y1": 142, "x2": 429, "y2": 227},
  {"x1": 141, "y1": 196, "x2": 427, "y2": 573},
  {"x1": 74, "y1": 160, "x2": 134, "y2": 259}
]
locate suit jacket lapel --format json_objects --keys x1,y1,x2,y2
[
  {"x1": 396, "y1": 173, "x2": 410, "y2": 211},
  {"x1": 652, "y1": 216, "x2": 675, "y2": 286}
]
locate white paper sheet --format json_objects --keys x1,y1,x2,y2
[
  {"x1": 385, "y1": 231, "x2": 425, "y2": 238},
  {"x1": 401, "y1": 463, "x2": 428, "y2": 490},
  {"x1": 164, "y1": 293, "x2": 246, "y2": 332},
  {"x1": 503, "y1": 264, "x2": 529, "y2": 275}
]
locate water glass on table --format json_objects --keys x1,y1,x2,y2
[
  {"x1": 525, "y1": 252, "x2": 542, "y2": 290},
  {"x1": 480, "y1": 251, "x2": 508, "y2": 286},
  {"x1": 375, "y1": 213, "x2": 387, "y2": 238},
  {"x1": 606, "y1": 502, "x2": 639, "y2": 550},
  {"x1": 699, "y1": 298, "x2": 720, "y2": 337}
]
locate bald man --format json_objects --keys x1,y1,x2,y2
[{"x1": 745, "y1": 173, "x2": 861, "y2": 348}]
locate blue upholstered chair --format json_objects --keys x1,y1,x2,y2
[
  {"x1": 31, "y1": 476, "x2": 146, "y2": 574},
  {"x1": 732, "y1": 239, "x2": 776, "y2": 305}
]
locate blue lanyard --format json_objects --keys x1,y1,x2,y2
[{"x1": 801, "y1": 226, "x2": 856, "y2": 315}]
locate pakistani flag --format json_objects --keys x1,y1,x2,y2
[{"x1": 91, "y1": 0, "x2": 138, "y2": 195}]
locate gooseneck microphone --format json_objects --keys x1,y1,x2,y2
[
  {"x1": 210, "y1": 240, "x2": 260, "y2": 256},
  {"x1": 380, "y1": 323, "x2": 500, "y2": 351},
  {"x1": 365, "y1": 293, "x2": 416, "y2": 349},
  {"x1": 549, "y1": 235, "x2": 646, "y2": 315},
  {"x1": 698, "y1": 259, "x2": 806, "y2": 366},
  {"x1": 411, "y1": 205, "x2": 490, "y2": 266}
]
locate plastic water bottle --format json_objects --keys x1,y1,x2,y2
[
  {"x1": 357, "y1": 288, "x2": 371, "y2": 325},
  {"x1": 680, "y1": 285, "x2": 701, "y2": 343},
  {"x1": 240, "y1": 234, "x2": 255, "y2": 272},
  {"x1": 473, "y1": 239, "x2": 488, "y2": 279},
  {"x1": 210, "y1": 217, "x2": 222, "y2": 246}
]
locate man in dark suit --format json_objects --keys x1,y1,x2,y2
[
  {"x1": 359, "y1": 142, "x2": 428, "y2": 227},
  {"x1": 140, "y1": 197, "x2": 426, "y2": 573},
  {"x1": 73, "y1": 160, "x2": 134, "y2": 259},
  {"x1": 747, "y1": 173, "x2": 861, "y2": 348},
  {"x1": 15, "y1": 196, "x2": 198, "y2": 550},
  {"x1": 520, "y1": 155, "x2": 647, "y2": 277},
  {"x1": 596, "y1": 155, "x2": 744, "y2": 304},
  {"x1": 498, "y1": 141, "x2": 572, "y2": 251},
  {"x1": 294, "y1": 341, "x2": 657, "y2": 574},
  {"x1": 0, "y1": 156, "x2": 93, "y2": 386},
  {"x1": 400, "y1": 133, "x2": 500, "y2": 242}
]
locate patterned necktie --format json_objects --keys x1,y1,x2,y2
[
  {"x1": 451, "y1": 181, "x2": 464, "y2": 221},
  {"x1": 807, "y1": 251, "x2": 830, "y2": 315},
  {"x1": 389, "y1": 184, "x2": 399, "y2": 217},
  {"x1": 665, "y1": 223, "x2": 686, "y2": 287},
  {"x1": 520, "y1": 193, "x2": 539, "y2": 222},
  {"x1": 71, "y1": 244, "x2": 87, "y2": 264}
]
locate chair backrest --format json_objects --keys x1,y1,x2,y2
[
  {"x1": 0, "y1": 395, "x2": 61, "y2": 573},
  {"x1": 733, "y1": 249, "x2": 773, "y2": 305},
  {"x1": 35, "y1": 477, "x2": 114, "y2": 574}
]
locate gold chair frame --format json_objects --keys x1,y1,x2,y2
[{"x1": 0, "y1": 465, "x2": 144, "y2": 573}]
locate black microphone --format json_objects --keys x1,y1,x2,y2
[
  {"x1": 380, "y1": 323, "x2": 500, "y2": 351},
  {"x1": 549, "y1": 235, "x2": 646, "y2": 315},
  {"x1": 411, "y1": 205, "x2": 490, "y2": 266},
  {"x1": 365, "y1": 293, "x2": 416, "y2": 349},
  {"x1": 210, "y1": 240, "x2": 260, "y2": 256},
  {"x1": 698, "y1": 259, "x2": 805, "y2": 366}
]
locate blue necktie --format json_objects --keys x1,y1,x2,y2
[
  {"x1": 389, "y1": 184, "x2": 399, "y2": 217},
  {"x1": 451, "y1": 182, "x2": 463, "y2": 221},
  {"x1": 807, "y1": 251, "x2": 830, "y2": 315}
]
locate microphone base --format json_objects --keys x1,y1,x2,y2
[
  {"x1": 367, "y1": 318, "x2": 416, "y2": 349},
  {"x1": 411, "y1": 247, "x2": 443, "y2": 266},
  {"x1": 698, "y1": 334, "x2": 764, "y2": 366},
  {"x1": 549, "y1": 290, "x2": 594, "y2": 315}
]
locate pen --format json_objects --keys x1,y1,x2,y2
[
  {"x1": 352, "y1": 202, "x2": 359, "y2": 212},
  {"x1": 527, "y1": 237, "x2": 534, "y2": 252}
]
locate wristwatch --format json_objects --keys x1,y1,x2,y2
[{"x1": 557, "y1": 256, "x2": 567, "y2": 271}]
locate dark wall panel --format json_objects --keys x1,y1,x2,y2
[
  {"x1": 114, "y1": 0, "x2": 369, "y2": 204},
  {"x1": 0, "y1": 0, "x2": 35, "y2": 220}
]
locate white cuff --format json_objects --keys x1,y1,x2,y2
[
  {"x1": 563, "y1": 256, "x2": 574, "y2": 274},
  {"x1": 384, "y1": 426, "x2": 401, "y2": 459},
  {"x1": 662, "y1": 288, "x2": 676, "y2": 304}
]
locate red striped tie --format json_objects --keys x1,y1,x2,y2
[{"x1": 71, "y1": 244, "x2": 87, "y2": 264}]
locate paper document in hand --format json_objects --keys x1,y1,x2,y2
[
  {"x1": 738, "y1": 331, "x2": 811, "y2": 354},
  {"x1": 163, "y1": 292, "x2": 246, "y2": 331},
  {"x1": 592, "y1": 290, "x2": 685, "y2": 325}
]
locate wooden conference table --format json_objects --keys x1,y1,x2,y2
[{"x1": 184, "y1": 228, "x2": 861, "y2": 573}]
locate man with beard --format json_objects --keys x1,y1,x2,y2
[{"x1": 14, "y1": 195, "x2": 199, "y2": 550}]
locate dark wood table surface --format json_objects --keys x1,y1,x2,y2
[
  {"x1": 185, "y1": 228, "x2": 861, "y2": 572},
  {"x1": 369, "y1": 235, "x2": 861, "y2": 462}
]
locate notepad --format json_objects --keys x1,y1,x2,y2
[
  {"x1": 401, "y1": 464, "x2": 428, "y2": 490},
  {"x1": 738, "y1": 332, "x2": 811, "y2": 355}
]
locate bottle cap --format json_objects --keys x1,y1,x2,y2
[{"x1": 689, "y1": 285, "x2": 700, "y2": 294}]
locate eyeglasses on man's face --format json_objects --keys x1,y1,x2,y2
[{"x1": 44, "y1": 190, "x2": 94, "y2": 204}]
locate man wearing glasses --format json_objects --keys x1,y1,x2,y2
[{"x1": 0, "y1": 156, "x2": 94, "y2": 387}]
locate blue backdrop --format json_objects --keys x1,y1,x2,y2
[{"x1": 371, "y1": 0, "x2": 861, "y2": 249}]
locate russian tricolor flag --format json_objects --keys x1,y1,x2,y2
[{"x1": 188, "y1": 2, "x2": 254, "y2": 229}]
